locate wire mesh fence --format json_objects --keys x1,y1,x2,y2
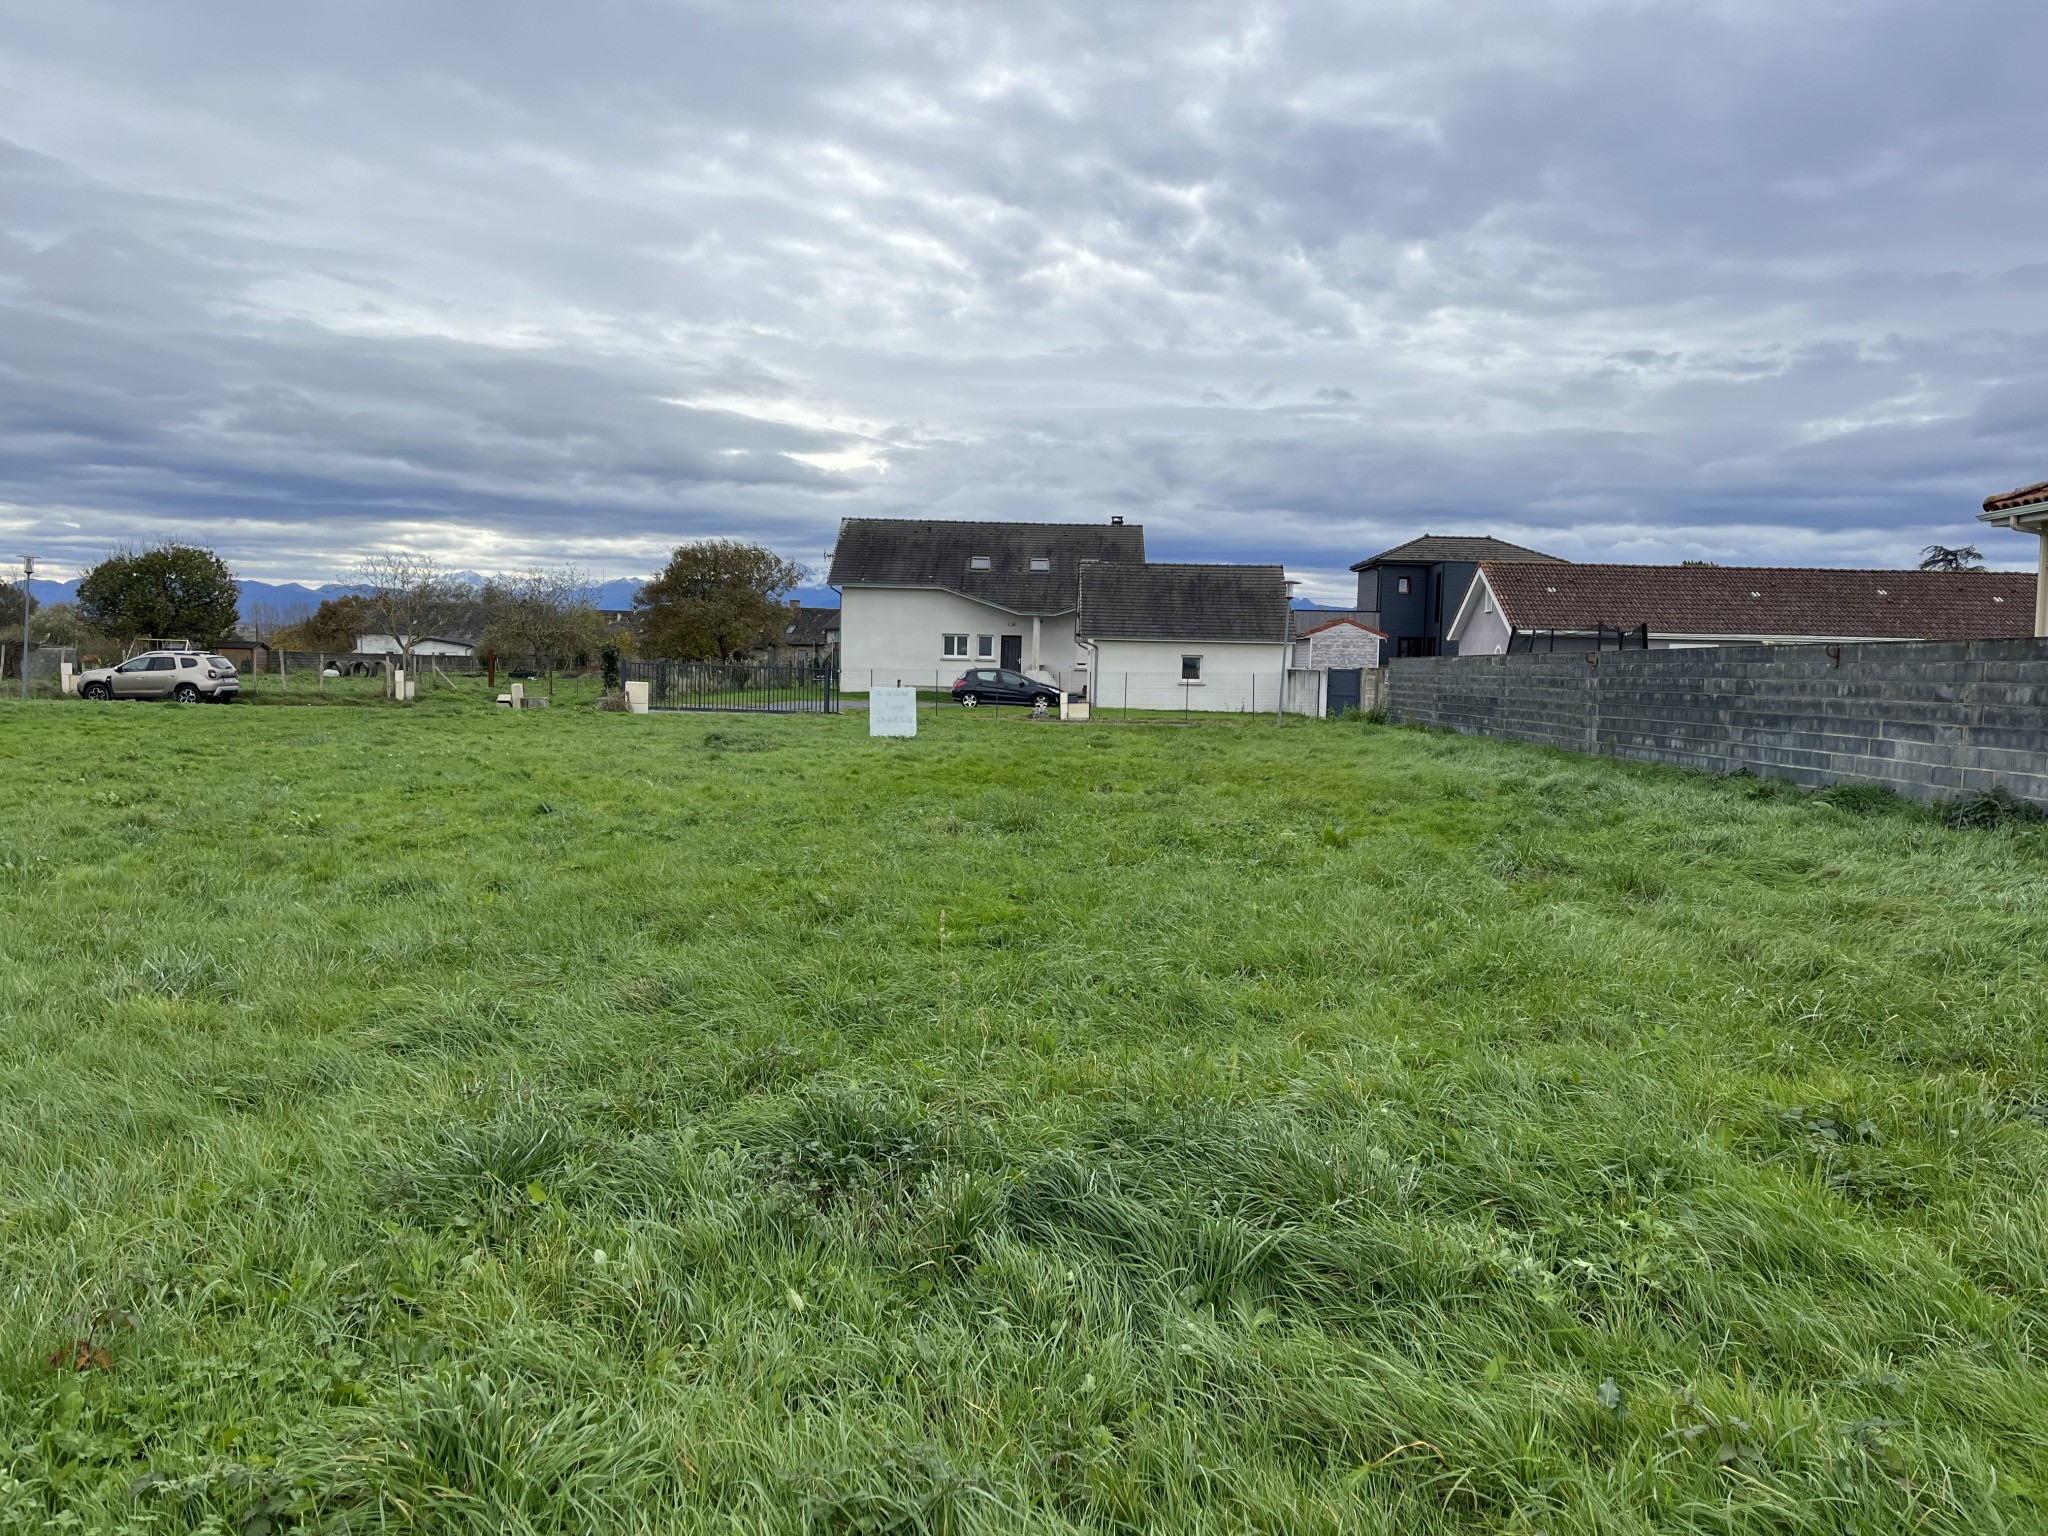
[{"x1": 841, "y1": 666, "x2": 1369, "y2": 717}]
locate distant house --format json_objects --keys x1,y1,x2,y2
[
  {"x1": 780, "y1": 603, "x2": 840, "y2": 661},
  {"x1": 1351, "y1": 535, "x2": 1567, "y2": 658},
  {"x1": 828, "y1": 517, "x2": 1146, "y2": 687},
  {"x1": 1077, "y1": 562, "x2": 1293, "y2": 712},
  {"x1": 1445, "y1": 563, "x2": 2039, "y2": 654},
  {"x1": 356, "y1": 631, "x2": 479, "y2": 658},
  {"x1": 214, "y1": 627, "x2": 274, "y2": 674}
]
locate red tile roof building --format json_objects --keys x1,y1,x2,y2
[{"x1": 1449, "y1": 562, "x2": 2036, "y2": 653}]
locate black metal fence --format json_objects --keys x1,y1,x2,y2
[{"x1": 623, "y1": 657, "x2": 838, "y2": 713}]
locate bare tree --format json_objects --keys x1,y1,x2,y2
[
  {"x1": 351, "y1": 551, "x2": 470, "y2": 676},
  {"x1": 480, "y1": 567, "x2": 605, "y2": 674}
]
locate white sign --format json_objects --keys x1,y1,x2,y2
[{"x1": 869, "y1": 687, "x2": 918, "y2": 737}]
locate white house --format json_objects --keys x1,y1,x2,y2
[
  {"x1": 1979, "y1": 478, "x2": 2048, "y2": 637},
  {"x1": 828, "y1": 517, "x2": 1146, "y2": 689},
  {"x1": 356, "y1": 632, "x2": 478, "y2": 657},
  {"x1": 1076, "y1": 562, "x2": 1294, "y2": 713}
]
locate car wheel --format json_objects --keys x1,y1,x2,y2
[
  {"x1": 173, "y1": 683, "x2": 200, "y2": 703},
  {"x1": 1031, "y1": 692, "x2": 1056, "y2": 708},
  {"x1": 959, "y1": 692, "x2": 979, "y2": 707},
  {"x1": 81, "y1": 681, "x2": 111, "y2": 701}
]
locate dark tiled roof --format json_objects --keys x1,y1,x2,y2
[
  {"x1": 828, "y1": 517, "x2": 1145, "y2": 615},
  {"x1": 1351, "y1": 534, "x2": 1565, "y2": 572},
  {"x1": 1479, "y1": 563, "x2": 2037, "y2": 641},
  {"x1": 782, "y1": 606, "x2": 841, "y2": 646},
  {"x1": 1078, "y1": 563, "x2": 1291, "y2": 643},
  {"x1": 1983, "y1": 480, "x2": 2048, "y2": 513}
]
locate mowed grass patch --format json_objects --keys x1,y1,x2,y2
[{"x1": 1, "y1": 695, "x2": 2046, "y2": 1533}]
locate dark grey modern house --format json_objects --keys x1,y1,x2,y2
[{"x1": 1350, "y1": 535, "x2": 1566, "y2": 657}]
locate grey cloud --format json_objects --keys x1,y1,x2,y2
[{"x1": 1, "y1": 0, "x2": 2045, "y2": 594}]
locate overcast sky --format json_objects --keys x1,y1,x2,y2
[{"x1": 3, "y1": 0, "x2": 2045, "y2": 600}]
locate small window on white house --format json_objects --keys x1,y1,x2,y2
[
  {"x1": 1029, "y1": 556, "x2": 1051, "y2": 572},
  {"x1": 1181, "y1": 655, "x2": 1202, "y2": 680},
  {"x1": 1396, "y1": 576, "x2": 1412, "y2": 595},
  {"x1": 976, "y1": 634, "x2": 994, "y2": 658},
  {"x1": 1482, "y1": 592, "x2": 1494, "y2": 614},
  {"x1": 969, "y1": 555, "x2": 992, "y2": 571},
  {"x1": 943, "y1": 634, "x2": 969, "y2": 658}
]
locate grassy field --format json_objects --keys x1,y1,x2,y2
[{"x1": 2, "y1": 691, "x2": 2046, "y2": 1534}]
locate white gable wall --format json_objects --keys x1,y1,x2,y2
[
  {"x1": 1445, "y1": 573, "x2": 1514, "y2": 655},
  {"x1": 1086, "y1": 637, "x2": 1289, "y2": 712},
  {"x1": 839, "y1": 586, "x2": 1081, "y2": 690}
]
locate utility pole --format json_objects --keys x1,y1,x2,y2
[{"x1": 19, "y1": 555, "x2": 33, "y2": 701}]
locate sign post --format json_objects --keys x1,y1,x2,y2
[{"x1": 868, "y1": 687, "x2": 918, "y2": 737}]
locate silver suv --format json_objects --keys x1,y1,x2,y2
[{"x1": 77, "y1": 651, "x2": 241, "y2": 703}]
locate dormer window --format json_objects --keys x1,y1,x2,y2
[
  {"x1": 1029, "y1": 556, "x2": 1051, "y2": 572},
  {"x1": 969, "y1": 555, "x2": 991, "y2": 571}
]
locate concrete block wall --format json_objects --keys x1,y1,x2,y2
[{"x1": 1387, "y1": 637, "x2": 2048, "y2": 808}]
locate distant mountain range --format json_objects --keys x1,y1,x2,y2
[{"x1": 17, "y1": 576, "x2": 846, "y2": 620}]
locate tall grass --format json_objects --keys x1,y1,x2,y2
[{"x1": 1, "y1": 695, "x2": 2045, "y2": 1531}]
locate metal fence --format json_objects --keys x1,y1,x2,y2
[{"x1": 624, "y1": 657, "x2": 838, "y2": 713}]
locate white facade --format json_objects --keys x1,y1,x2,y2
[
  {"x1": 356, "y1": 633, "x2": 476, "y2": 657},
  {"x1": 1448, "y1": 574, "x2": 1515, "y2": 655},
  {"x1": 839, "y1": 586, "x2": 1082, "y2": 690},
  {"x1": 1293, "y1": 619, "x2": 1384, "y2": 670},
  {"x1": 1085, "y1": 637, "x2": 1290, "y2": 713}
]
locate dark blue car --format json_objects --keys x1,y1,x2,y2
[{"x1": 950, "y1": 667, "x2": 1063, "y2": 708}]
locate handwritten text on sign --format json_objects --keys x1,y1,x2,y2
[{"x1": 868, "y1": 687, "x2": 918, "y2": 737}]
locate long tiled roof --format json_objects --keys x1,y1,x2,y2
[
  {"x1": 1351, "y1": 534, "x2": 1565, "y2": 572},
  {"x1": 1078, "y1": 563, "x2": 1292, "y2": 643},
  {"x1": 1983, "y1": 480, "x2": 2048, "y2": 513},
  {"x1": 1479, "y1": 563, "x2": 2037, "y2": 641},
  {"x1": 827, "y1": 518, "x2": 1145, "y2": 615}
]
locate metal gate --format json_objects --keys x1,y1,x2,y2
[
  {"x1": 622, "y1": 657, "x2": 838, "y2": 713},
  {"x1": 1325, "y1": 668, "x2": 1363, "y2": 714}
]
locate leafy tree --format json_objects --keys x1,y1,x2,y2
[
  {"x1": 480, "y1": 569, "x2": 606, "y2": 674},
  {"x1": 637, "y1": 541, "x2": 804, "y2": 661},
  {"x1": 274, "y1": 594, "x2": 373, "y2": 652},
  {"x1": 1919, "y1": 544, "x2": 1985, "y2": 572},
  {"x1": 76, "y1": 546, "x2": 241, "y2": 646}
]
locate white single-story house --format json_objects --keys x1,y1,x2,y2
[
  {"x1": 828, "y1": 517, "x2": 1146, "y2": 689},
  {"x1": 1979, "y1": 479, "x2": 2048, "y2": 637},
  {"x1": 1077, "y1": 562, "x2": 1294, "y2": 712},
  {"x1": 356, "y1": 632, "x2": 479, "y2": 657},
  {"x1": 1445, "y1": 562, "x2": 2038, "y2": 654}
]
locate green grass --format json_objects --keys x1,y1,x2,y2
[{"x1": 3, "y1": 693, "x2": 2046, "y2": 1533}]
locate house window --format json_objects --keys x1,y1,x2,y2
[
  {"x1": 1396, "y1": 576, "x2": 1412, "y2": 595},
  {"x1": 1029, "y1": 556, "x2": 1051, "y2": 572},
  {"x1": 976, "y1": 635, "x2": 994, "y2": 658},
  {"x1": 969, "y1": 555, "x2": 992, "y2": 571},
  {"x1": 1482, "y1": 592, "x2": 1494, "y2": 614},
  {"x1": 1181, "y1": 655, "x2": 1202, "y2": 680},
  {"x1": 943, "y1": 634, "x2": 969, "y2": 658}
]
